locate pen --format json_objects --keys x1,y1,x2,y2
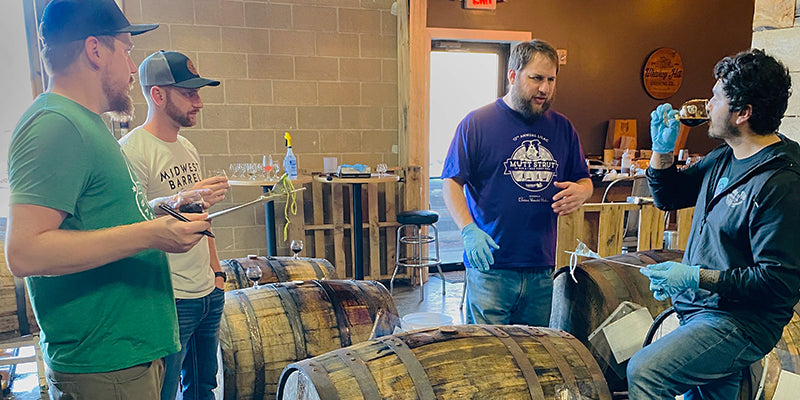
[{"x1": 158, "y1": 203, "x2": 215, "y2": 238}]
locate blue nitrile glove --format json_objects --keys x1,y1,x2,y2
[
  {"x1": 648, "y1": 280, "x2": 669, "y2": 301},
  {"x1": 461, "y1": 222, "x2": 499, "y2": 271},
  {"x1": 650, "y1": 103, "x2": 680, "y2": 153},
  {"x1": 640, "y1": 261, "x2": 699, "y2": 299}
]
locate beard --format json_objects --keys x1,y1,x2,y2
[
  {"x1": 707, "y1": 114, "x2": 740, "y2": 141},
  {"x1": 510, "y1": 86, "x2": 552, "y2": 121},
  {"x1": 164, "y1": 90, "x2": 196, "y2": 128},
  {"x1": 102, "y1": 71, "x2": 134, "y2": 118}
]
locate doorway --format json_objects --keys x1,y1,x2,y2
[{"x1": 428, "y1": 41, "x2": 509, "y2": 266}]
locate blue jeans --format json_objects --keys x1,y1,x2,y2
[
  {"x1": 627, "y1": 311, "x2": 766, "y2": 400},
  {"x1": 162, "y1": 288, "x2": 225, "y2": 400},
  {"x1": 465, "y1": 267, "x2": 553, "y2": 326}
]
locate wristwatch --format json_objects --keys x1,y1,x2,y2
[{"x1": 214, "y1": 271, "x2": 227, "y2": 282}]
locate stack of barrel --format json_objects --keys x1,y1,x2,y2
[{"x1": 217, "y1": 255, "x2": 400, "y2": 399}]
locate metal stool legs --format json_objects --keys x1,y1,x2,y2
[{"x1": 390, "y1": 223, "x2": 444, "y2": 301}]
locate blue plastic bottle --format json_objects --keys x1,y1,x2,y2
[{"x1": 283, "y1": 131, "x2": 298, "y2": 180}]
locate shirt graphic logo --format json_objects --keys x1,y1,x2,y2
[
  {"x1": 503, "y1": 139, "x2": 558, "y2": 192},
  {"x1": 725, "y1": 188, "x2": 746, "y2": 207},
  {"x1": 714, "y1": 177, "x2": 729, "y2": 197}
]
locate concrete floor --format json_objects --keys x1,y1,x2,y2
[{"x1": 4, "y1": 271, "x2": 467, "y2": 400}]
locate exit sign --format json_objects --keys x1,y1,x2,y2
[{"x1": 463, "y1": 0, "x2": 496, "y2": 10}]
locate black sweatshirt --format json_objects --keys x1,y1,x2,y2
[{"x1": 647, "y1": 134, "x2": 800, "y2": 352}]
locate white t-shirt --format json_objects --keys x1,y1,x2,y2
[{"x1": 119, "y1": 126, "x2": 214, "y2": 299}]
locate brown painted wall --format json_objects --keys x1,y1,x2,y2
[{"x1": 427, "y1": 0, "x2": 755, "y2": 156}]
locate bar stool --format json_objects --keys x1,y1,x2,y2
[{"x1": 390, "y1": 210, "x2": 445, "y2": 301}]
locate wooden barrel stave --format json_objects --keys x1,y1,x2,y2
[
  {"x1": 220, "y1": 279, "x2": 398, "y2": 399},
  {"x1": 220, "y1": 256, "x2": 337, "y2": 291},
  {"x1": 550, "y1": 249, "x2": 683, "y2": 343},
  {"x1": 277, "y1": 325, "x2": 612, "y2": 400}
]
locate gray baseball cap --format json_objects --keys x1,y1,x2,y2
[{"x1": 139, "y1": 51, "x2": 220, "y2": 89}]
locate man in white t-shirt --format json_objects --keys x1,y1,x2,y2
[{"x1": 119, "y1": 50, "x2": 229, "y2": 400}]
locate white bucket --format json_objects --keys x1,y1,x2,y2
[{"x1": 401, "y1": 312, "x2": 453, "y2": 331}]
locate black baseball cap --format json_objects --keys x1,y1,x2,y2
[
  {"x1": 139, "y1": 51, "x2": 221, "y2": 89},
  {"x1": 40, "y1": 0, "x2": 158, "y2": 45}
]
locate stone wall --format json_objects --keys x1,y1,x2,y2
[{"x1": 752, "y1": 5, "x2": 800, "y2": 142}]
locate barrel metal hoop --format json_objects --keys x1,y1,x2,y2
[
  {"x1": 482, "y1": 325, "x2": 545, "y2": 400},
  {"x1": 560, "y1": 331, "x2": 614, "y2": 400},
  {"x1": 313, "y1": 280, "x2": 353, "y2": 348},
  {"x1": 307, "y1": 259, "x2": 325, "y2": 279},
  {"x1": 267, "y1": 258, "x2": 291, "y2": 283},
  {"x1": 227, "y1": 259, "x2": 248, "y2": 289},
  {"x1": 275, "y1": 283, "x2": 309, "y2": 360},
  {"x1": 333, "y1": 348, "x2": 382, "y2": 399},
  {"x1": 379, "y1": 336, "x2": 436, "y2": 400},
  {"x1": 232, "y1": 290, "x2": 266, "y2": 400},
  {"x1": 527, "y1": 327, "x2": 578, "y2": 388},
  {"x1": 283, "y1": 361, "x2": 340, "y2": 400},
  {"x1": 351, "y1": 280, "x2": 380, "y2": 324}
]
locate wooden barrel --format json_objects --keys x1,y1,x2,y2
[
  {"x1": 0, "y1": 230, "x2": 39, "y2": 340},
  {"x1": 220, "y1": 255, "x2": 337, "y2": 291},
  {"x1": 645, "y1": 306, "x2": 800, "y2": 400},
  {"x1": 549, "y1": 249, "x2": 683, "y2": 343},
  {"x1": 549, "y1": 249, "x2": 682, "y2": 393},
  {"x1": 219, "y1": 279, "x2": 398, "y2": 399},
  {"x1": 276, "y1": 325, "x2": 612, "y2": 400}
]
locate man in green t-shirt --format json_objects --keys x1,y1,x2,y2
[{"x1": 6, "y1": 1, "x2": 212, "y2": 399}]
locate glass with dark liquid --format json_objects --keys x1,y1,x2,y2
[
  {"x1": 675, "y1": 99, "x2": 709, "y2": 127},
  {"x1": 245, "y1": 265, "x2": 262, "y2": 288}
]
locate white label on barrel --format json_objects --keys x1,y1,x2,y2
[
  {"x1": 603, "y1": 308, "x2": 654, "y2": 362},
  {"x1": 774, "y1": 370, "x2": 800, "y2": 400}
]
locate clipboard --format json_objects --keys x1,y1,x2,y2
[{"x1": 205, "y1": 187, "x2": 306, "y2": 220}]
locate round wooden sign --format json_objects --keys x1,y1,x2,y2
[{"x1": 642, "y1": 48, "x2": 684, "y2": 99}]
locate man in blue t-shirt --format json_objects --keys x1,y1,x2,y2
[{"x1": 442, "y1": 39, "x2": 592, "y2": 326}]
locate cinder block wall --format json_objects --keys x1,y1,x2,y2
[
  {"x1": 123, "y1": 0, "x2": 400, "y2": 259},
  {"x1": 752, "y1": 6, "x2": 800, "y2": 142}
]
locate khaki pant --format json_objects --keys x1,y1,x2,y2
[{"x1": 46, "y1": 359, "x2": 164, "y2": 400}]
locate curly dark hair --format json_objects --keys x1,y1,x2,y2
[{"x1": 713, "y1": 49, "x2": 791, "y2": 135}]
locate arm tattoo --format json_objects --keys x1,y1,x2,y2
[
  {"x1": 698, "y1": 269, "x2": 720, "y2": 291},
  {"x1": 650, "y1": 152, "x2": 675, "y2": 170}
]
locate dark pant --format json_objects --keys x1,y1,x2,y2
[
  {"x1": 47, "y1": 359, "x2": 165, "y2": 400},
  {"x1": 161, "y1": 288, "x2": 225, "y2": 400}
]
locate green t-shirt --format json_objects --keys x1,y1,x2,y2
[{"x1": 8, "y1": 93, "x2": 179, "y2": 373}]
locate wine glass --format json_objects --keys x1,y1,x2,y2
[
  {"x1": 245, "y1": 265, "x2": 262, "y2": 288},
  {"x1": 208, "y1": 168, "x2": 227, "y2": 179},
  {"x1": 262, "y1": 155, "x2": 274, "y2": 181},
  {"x1": 290, "y1": 240, "x2": 303, "y2": 259},
  {"x1": 271, "y1": 162, "x2": 280, "y2": 181},
  {"x1": 675, "y1": 99, "x2": 709, "y2": 127},
  {"x1": 376, "y1": 163, "x2": 388, "y2": 177}
]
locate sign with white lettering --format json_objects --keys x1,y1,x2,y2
[
  {"x1": 642, "y1": 47, "x2": 684, "y2": 99},
  {"x1": 463, "y1": 0, "x2": 496, "y2": 11}
]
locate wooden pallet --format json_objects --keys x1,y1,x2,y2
[
  {"x1": 299, "y1": 177, "x2": 401, "y2": 280},
  {"x1": 556, "y1": 203, "x2": 694, "y2": 268}
]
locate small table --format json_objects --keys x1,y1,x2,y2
[
  {"x1": 228, "y1": 176, "x2": 312, "y2": 256},
  {"x1": 315, "y1": 174, "x2": 400, "y2": 279}
]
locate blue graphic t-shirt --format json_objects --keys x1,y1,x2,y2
[{"x1": 442, "y1": 98, "x2": 590, "y2": 269}]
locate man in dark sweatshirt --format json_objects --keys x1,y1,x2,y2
[{"x1": 628, "y1": 49, "x2": 800, "y2": 399}]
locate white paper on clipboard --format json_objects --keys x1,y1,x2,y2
[{"x1": 205, "y1": 187, "x2": 305, "y2": 220}]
